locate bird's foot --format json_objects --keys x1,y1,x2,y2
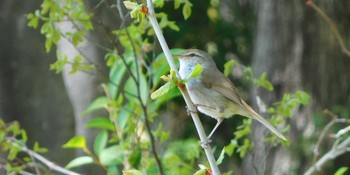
[
  {"x1": 186, "y1": 106, "x2": 198, "y2": 115},
  {"x1": 200, "y1": 137, "x2": 212, "y2": 149}
]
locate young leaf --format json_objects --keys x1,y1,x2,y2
[
  {"x1": 33, "y1": 142, "x2": 48, "y2": 153},
  {"x1": 258, "y1": 72, "x2": 274, "y2": 91},
  {"x1": 174, "y1": 0, "x2": 181, "y2": 9},
  {"x1": 65, "y1": 156, "x2": 94, "y2": 169},
  {"x1": 216, "y1": 147, "x2": 225, "y2": 165},
  {"x1": 188, "y1": 64, "x2": 202, "y2": 78},
  {"x1": 63, "y1": 136, "x2": 87, "y2": 149},
  {"x1": 334, "y1": 167, "x2": 348, "y2": 175},
  {"x1": 295, "y1": 91, "x2": 311, "y2": 105},
  {"x1": 182, "y1": 1, "x2": 193, "y2": 20},
  {"x1": 224, "y1": 60, "x2": 235, "y2": 77},
  {"x1": 151, "y1": 82, "x2": 176, "y2": 100},
  {"x1": 124, "y1": 1, "x2": 138, "y2": 10}
]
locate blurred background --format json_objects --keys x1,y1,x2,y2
[{"x1": 1, "y1": 0, "x2": 350, "y2": 174}]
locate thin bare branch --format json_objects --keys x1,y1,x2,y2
[
  {"x1": 145, "y1": 1, "x2": 221, "y2": 174},
  {"x1": 306, "y1": 1, "x2": 350, "y2": 57},
  {"x1": 304, "y1": 137, "x2": 350, "y2": 175},
  {"x1": 8, "y1": 139, "x2": 80, "y2": 175}
]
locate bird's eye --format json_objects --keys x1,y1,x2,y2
[{"x1": 189, "y1": 53, "x2": 195, "y2": 57}]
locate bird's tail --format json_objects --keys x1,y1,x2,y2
[{"x1": 241, "y1": 100, "x2": 287, "y2": 141}]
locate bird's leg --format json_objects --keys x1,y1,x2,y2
[
  {"x1": 186, "y1": 105, "x2": 198, "y2": 115},
  {"x1": 199, "y1": 118, "x2": 224, "y2": 148},
  {"x1": 207, "y1": 118, "x2": 224, "y2": 139}
]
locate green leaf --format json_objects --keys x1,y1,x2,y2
[
  {"x1": 257, "y1": 72, "x2": 274, "y2": 91},
  {"x1": 124, "y1": 1, "x2": 138, "y2": 10},
  {"x1": 174, "y1": 0, "x2": 181, "y2": 9},
  {"x1": 99, "y1": 145, "x2": 124, "y2": 166},
  {"x1": 27, "y1": 13, "x2": 39, "y2": 28},
  {"x1": 65, "y1": 156, "x2": 94, "y2": 169},
  {"x1": 154, "y1": 0, "x2": 164, "y2": 7},
  {"x1": 86, "y1": 117, "x2": 115, "y2": 131},
  {"x1": 123, "y1": 59, "x2": 149, "y2": 104},
  {"x1": 45, "y1": 38, "x2": 53, "y2": 53},
  {"x1": 224, "y1": 60, "x2": 235, "y2": 77},
  {"x1": 188, "y1": 64, "x2": 203, "y2": 78},
  {"x1": 63, "y1": 136, "x2": 87, "y2": 149},
  {"x1": 334, "y1": 167, "x2": 348, "y2": 175},
  {"x1": 295, "y1": 91, "x2": 311, "y2": 105},
  {"x1": 84, "y1": 96, "x2": 108, "y2": 115},
  {"x1": 182, "y1": 1, "x2": 193, "y2": 20},
  {"x1": 152, "y1": 49, "x2": 183, "y2": 86},
  {"x1": 118, "y1": 109, "x2": 130, "y2": 130},
  {"x1": 193, "y1": 169, "x2": 207, "y2": 175},
  {"x1": 108, "y1": 166, "x2": 119, "y2": 175},
  {"x1": 151, "y1": 82, "x2": 176, "y2": 100},
  {"x1": 109, "y1": 59, "x2": 128, "y2": 99},
  {"x1": 94, "y1": 130, "x2": 108, "y2": 156},
  {"x1": 216, "y1": 147, "x2": 225, "y2": 165},
  {"x1": 21, "y1": 130, "x2": 28, "y2": 143},
  {"x1": 128, "y1": 148, "x2": 141, "y2": 168},
  {"x1": 123, "y1": 169, "x2": 144, "y2": 175},
  {"x1": 33, "y1": 142, "x2": 48, "y2": 153},
  {"x1": 225, "y1": 140, "x2": 237, "y2": 156}
]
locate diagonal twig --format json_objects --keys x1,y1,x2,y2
[{"x1": 145, "y1": 1, "x2": 221, "y2": 175}]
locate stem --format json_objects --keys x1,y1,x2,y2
[
  {"x1": 142, "y1": 105, "x2": 165, "y2": 175},
  {"x1": 8, "y1": 139, "x2": 80, "y2": 175},
  {"x1": 307, "y1": 1, "x2": 350, "y2": 57},
  {"x1": 116, "y1": 0, "x2": 164, "y2": 173},
  {"x1": 146, "y1": 1, "x2": 220, "y2": 174}
]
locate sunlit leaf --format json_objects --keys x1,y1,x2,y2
[
  {"x1": 295, "y1": 91, "x2": 311, "y2": 105},
  {"x1": 65, "y1": 156, "x2": 93, "y2": 169},
  {"x1": 63, "y1": 136, "x2": 87, "y2": 149},
  {"x1": 216, "y1": 147, "x2": 225, "y2": 165},
  {"x1": 123, "y1": 1, "x2": 138, "y2": 10},
  {"x1": 224, "y1": 60, "x2": 235, "y2": 77},
  {"x1": 33, "y1": 142, "x2": 48, "y2": 153},
  {"x1": 188, "y1": 64, "x2": 202, "y2": 78},
  {"x1": 334, "y1": 167, "x2": 348, "y2": 175},
  {"x1": 182, "y1": 1, "x2": 193, "y2": 20},
  {"x1": 151, "y1": 82, "x2": 176, "y2": 100}
]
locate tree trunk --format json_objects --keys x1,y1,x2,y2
[
  {"x1": 243, "y1": 0, "x2": 350, "y2": 174},
  {"x1": 242, "y1": 0, "x2": 309, "y2": 174},
  {"x1": 0, "y1": 0, "x2": 75, "y2": 165}
]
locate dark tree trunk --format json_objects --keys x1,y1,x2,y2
[
  {"x1": 242, "y1": 0, "x2": 307, "y2": 174},
  {"x1": 242, "y1": 0, "x2": 350, "y2": 174},
  {"x1": 0, "y1": 0, "x2": 75, "y2": 165}
]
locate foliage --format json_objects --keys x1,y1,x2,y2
[
  {"x1": 15, "y1": 0, "x2": 319, "y2": 174},
  {"x1": 0, "y1": 119, "x2": 50, "y2": 174}
]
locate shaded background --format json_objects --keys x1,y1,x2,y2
[{"x1": 1, "y1": 0, "x2": 350, "y2": 174}]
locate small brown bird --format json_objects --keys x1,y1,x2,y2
[{"x1": 177, "y1": 49, "x2": 286, "y2": 140}]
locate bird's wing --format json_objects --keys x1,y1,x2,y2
[
  {"x1": 201, "y1": 67, "x2": 244, "y2": 107},
  {"x1": 201, "y1": 67, "x2": 287, "y2": 140}
]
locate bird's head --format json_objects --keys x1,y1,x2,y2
[{"x1": 176, "y1": 49, "x2": 215, "y2": 67}]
